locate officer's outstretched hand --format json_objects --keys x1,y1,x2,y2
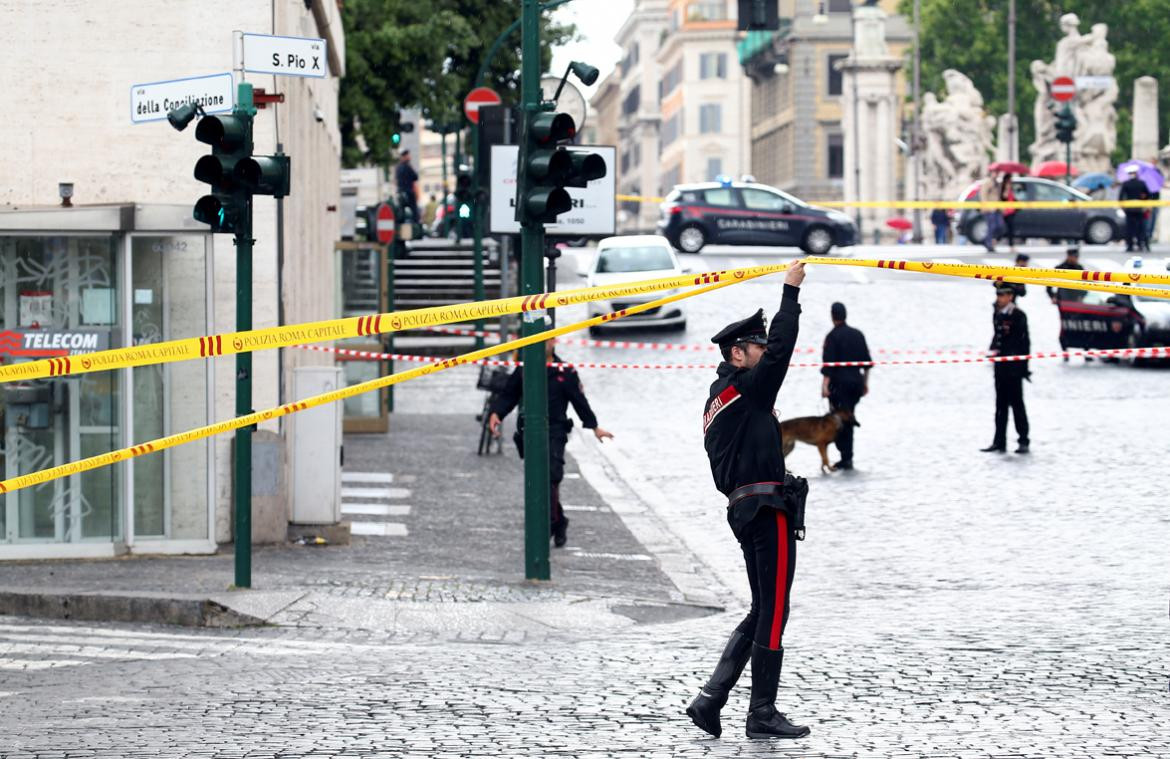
[
  {"x1": 785, "y1": 261, "x2": 806, "y2": 287},
  {"x1": 488, "y1": 412, "x2": 502, "y2": 438},
  {"x1": 593, "y1": 427, "x2": 614, "y2": 442}
]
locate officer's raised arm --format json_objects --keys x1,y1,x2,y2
[{"x1": 736, "y1": 262, "x2": 805, "y2": 405}]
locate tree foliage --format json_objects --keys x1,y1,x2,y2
[
  {"x1": 901, "y1": 0, "x2": 1170, "y2": 165},
  {"x1": 340, "y1": 0, "x2": 575, "y2": 168}
]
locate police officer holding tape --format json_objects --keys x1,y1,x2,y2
[{"x1": 686, "y1": 261, "x2": 810, "y2": 741}]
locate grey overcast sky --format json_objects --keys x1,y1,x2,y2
[{"x1": 549, "y1": 0, "x2": 633, "y2": 100}]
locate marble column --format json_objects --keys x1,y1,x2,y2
[{"x1": 1132, "y1": 76, "x2": 1159, "y2": 161}]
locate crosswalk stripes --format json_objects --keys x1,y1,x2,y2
[{"x1": 341, "y1": 470, "x2": 410, "y2": 538}]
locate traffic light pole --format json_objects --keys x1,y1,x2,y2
[
  {"x1": 234, "y1": 83, "x2": 257, "y2": 589},
  {"x1": 520, "y1": 0, "x2": 551, "y2": 581}
]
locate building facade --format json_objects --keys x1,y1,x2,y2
[
  {"x1": 0, "y1": 0, "x2": 344, "y2": 558},
  {"x1": 738, "y1": 0, "x2": 910, "y2": 203},
  {"x1": 656, "y1": 0, "x2": 752, "y2": 192}
]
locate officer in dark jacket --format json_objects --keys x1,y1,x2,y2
[
  {"x1": 686, "y1": 262, "x2": 810, "y2": 742},
  {"x1": 820, "y1": 302, "x2": 871, "y2": 470},
  {"x1": 1047, "y1": 248, "x2": 1086, "y2": 358},
  {"x1": 1119, "y1": 165, "x2": 1150, "y2": 252},
  {"x1": 488, "y1": 337, "x2": 613, "y2": 546},
  {"x1": 982, "y1": 284, "x2": 1031, "y2": 454}
]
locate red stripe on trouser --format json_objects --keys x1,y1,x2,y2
[{"x1": 769, "y1": 510, "x2": 789, "y2": 648}]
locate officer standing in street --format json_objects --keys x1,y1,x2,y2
[
  {"x1": 982, "y1": 283, "x2": 1031, "y2": 454},
  {"x1": 820, "y1": 302, "x2": 871, "y2": 470},
  {"x1": 488, "y1": 336, "x2": 613, "y2": 547},
  {"x1": 686, "y1": 262, "x2": 810, "y2": 741},
  {"x1": 1119, "y1": 165, "x2": 1150, "y2": 252},
  {"x1": 1047, "y1": 248, "x2": 1086, "y2": 359}
]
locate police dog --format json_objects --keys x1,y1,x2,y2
[{"x1": 780, "y1": 409, "x2": 858, "y2": 473}]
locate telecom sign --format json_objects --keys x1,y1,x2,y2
[
  {"x1": 489, "y1": 144, "x2": 616, "y2": 236},
  {"x1": 130, "y1": 73, "x2": 234, "y2": 124},
  {"x1": 1051, "y1": 76, "x2": 1076, "y2": 102},
  {"x1": 242, "y1": 33, "x2": 327, "y2": 78}
]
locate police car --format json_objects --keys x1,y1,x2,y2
[
  {"x1": 1056, "y1": 256, "x2": 1170, "y2": 363},
  {"x1": 657, "y1": 180, "x2": 857, "y2": 255}
]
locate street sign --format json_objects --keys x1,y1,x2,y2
[
  {"x1": 464, "y1": 87, "x2": 502, "y2": 125},
  {"x1": 242, "y1": 33, "x2": 327, "y2": 78},
  {"x1": 489, "y1": 144, "x2": 616, "y2": 236},
  {"x1": 130, "y1": 73, "x2": 233, "y2": 124},
  {"x1": 1076, "y1": 75, "x2": 1115, "y2": 91},
  {"x1": 375, "y1": 203, "x2": 395, "y2": 244},
  {"x1": 1051, "y1": 76, "x2": 1076, "y2": 102}
]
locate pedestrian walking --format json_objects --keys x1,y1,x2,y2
[
  {"x1": 422, "y1": 194, "x2": 438, "y2": 228},
  {"x1": 981, "y1": 284, "x2": 1031, "y2": 454},
  {"x1": 978, "y1": 170, "x2": 1004, "y2": 253},
  {"x1": 687, "y1": 262, "x2": 811, "y2": 741},
  {"x1": 930, "y1": 207, "x2": 950, "y2": 244},
  {"x1": 1000, "y1": 173, "x2": 1020, "y2": 254},
  {"x1": 488, "y1": 336, "x2": 613, "y2": 547},
  {"x1": 820, "y1": 302, "x2": 871, "y2": 471},
  {"x1": 395, "y1": 150, "x2": 420, "y2": 226},
  {"x1": 1119, "y1": 165, "x2": 1150, "y2": 252}
]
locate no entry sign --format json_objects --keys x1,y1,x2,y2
[
  {"x1": 1051, "y1": 76, "x2": 1076, "y2": 102},
  {"x1": 375, "y1": 203, "x2": 395, "y2": 244},
  {"x1": 464, "y1": 87, "x2": 502, "y2": 125}
]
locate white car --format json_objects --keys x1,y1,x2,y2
[{"x1": 582, "y1": 235, "x2": 687, "y2": 334}]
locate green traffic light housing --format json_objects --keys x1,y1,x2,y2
[
  {"x1": 195, "y1": 114, "x2": 249, "y2": 151},
  {"x1": 563, "y1": 150, "x2": 607, "y2": 188},
  {"x1": 236, "y1": 155, "x2": 291, "y2": 198},
  {"x1": 193, "y1": 194, "x2": 239, "y2": 233},
  {"x1": 524, "y1": 188, "x2": 573, "y2": 224},
  {"x1": 530, "y1": 112, "x2": 576, "y2": 145}
]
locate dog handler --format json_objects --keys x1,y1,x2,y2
[{"x1": 687, "y1": 261, "x2": 810, "y2": 740}]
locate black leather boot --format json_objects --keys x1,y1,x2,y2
[
  {"x1": 745, "y1": 644, "x2": 810, "y2": 739},
  {"x1": 686, "y1": 630, "x2": 753, "y2": 737}
]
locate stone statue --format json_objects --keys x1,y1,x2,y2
[
  {"x1": 853, "y1": 3, "x2": 889, "y2": 59},
  {"x1": 919, "y1": 70, "x2": 996, "y2": 202},
  {"x1": 1029, "y1": 15, "x2": 1118, "y2": 171}
]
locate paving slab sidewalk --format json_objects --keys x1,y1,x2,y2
[{"x1": 0, "y1": 413, "x2": 719, "y2": 638}]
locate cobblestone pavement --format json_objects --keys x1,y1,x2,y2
[{"x1": 2, "y1": 245, "x2": 1168, "y2": 757}]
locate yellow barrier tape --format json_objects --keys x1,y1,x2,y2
[
  {"x1": 615, "y1": 192, "x2": 1170, "y2": 210},
  {"x1": 0, "y1": 274, "x2": 767, "y2": 495},
  {"x1": 0, "y1": 266, "x2": 779, "y2": 385},
  {"x1": 4, "y1": 257, "x2": 1168, "y2": 386}
]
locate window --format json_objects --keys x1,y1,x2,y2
[
  {"x1": 1027, "y1": 181, "x2": 1071, "y2": 202},
  {"x1": 660, "y1": 61, "x2": 683, "y2": 101},
  {"x1": 622, "y1": 85, "x2": 641, "y2": 116},
  {"x1": 702, "y1": 188, "x2": 736, "y2": 206},
  {"x1": 661, "y1": 112, "x2": 683, "y2": 149},
  {"x1": 688, "y1": 2, "x2": 728, "y2": 21},
  {"x1": 699, "y1": 103, "x2": 722, "y2": 134},
  {"x1": 661, "y1": 166, "x2": 682, "y2": 194},
  {"x1": 596, "y1": 246, "x2": 676, "y2": 273},
  {"x1": 699, "y1": 52, "x2": 727, "y2": 80},
  {"x1": 621, "y1": 150, "x2": 631, "y2": 174},
  {"x1": 828, "y1": 0, "x2": 852, "y2": 10},
  {"x1": 621, "y1": 42, "x2": 640, "y2": 75},
  {"x1": 741, "y1": 188, "x2": 789, "y2": 211},
  {"x1": 706, "y1": 157, "x2": 723, "y2": 181},
  {"x1": 828, "y1": 133, "x2": 844, "y2": 178},
  {"x1": 633, "y1": 143, "x2": 641, "y2": 167},
  {"x1": 827, "y1": 54, "x2": 848, "y2": 96}
]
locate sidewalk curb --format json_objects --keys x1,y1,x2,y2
[
  {"x1": 0, "y1": 588, "x2": 305, "y2": 628},
  {"x1": 568, "y1": 436, "x2": 730, "y2": 610}
]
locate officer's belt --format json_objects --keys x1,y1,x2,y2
[{"x1": 727, "y1": 481, "x2": 784, "y2": 508}]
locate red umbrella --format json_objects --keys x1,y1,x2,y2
[
  {"x1": 1034, "y1": 161, "x2": 1078, "y2": 178},
  {"x1": 886, "y1": 217, "x2": 913, "y2": 231},
  {"x1": 989, "y1": 161, "x2": 1030, "y2": 175}
]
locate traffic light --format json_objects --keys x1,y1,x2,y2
[
  {"x1": 1055, "y1": 104, "x2": 1077, "y2": 144},
  {"x1": 391, "y1": 120, "x2": 415, "y2": 149},
  {"x1": 516, "y1": 111, "x2": 607, "y2": 225},
  {"x1": 193, "y1": 115, "x2": 251, "y2": 233},
  {"x1": 455, "y1": 165, "x2": 473, "y2": 219}
]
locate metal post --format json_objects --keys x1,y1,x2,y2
[
  {"x1": 850, "y1": 7, "x2": 863, "y2": 241},
  {"x1": 385, "y1": 241, "x2": 395, "y2": 413},
  {"x1": 472, "y1": 122, "x2": 486, "y2": 350},
  {"x1": 911, "y1": 0, "x2": 923, "y2": 242},
  {"x1": 441, "y1": 132, "x2": 449, "y2": 199},
  {"x1": 545, "y1": 242, "x2": 559, "y2": 328},
  {"x1": 1007, "y1": 0, "x2": 1017, "y2": 162},
  {"x1": 520, "y1": 0, "x2": 551, "y2": 581},
  {"x1": 234, "y1": 82, "x2": 257, "y2": 589}
]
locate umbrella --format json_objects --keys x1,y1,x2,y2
[
  {"x1": 988, "y1": 161, "x2": 1029, "y2": 175},
  {"x1": 1034, "y1": 161, "x2": 1077, "y2": 178},
  {"x1": 886, "y1": 217, "x2": 913, "y2": 231},
  {"x1": 1072, "y1": 172, "x2": 1114, "y2": 192},
  {"x1": 1115, "y1": 159, "x2": 1165, "y2": 194}
]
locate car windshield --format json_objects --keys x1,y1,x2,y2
[{"x1": 596, "y1": 246, "x2": 675, "y2": 273}]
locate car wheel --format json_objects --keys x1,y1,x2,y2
[
  {"x1": 1084, "y1": 218, "x2": 1115, "y2": 245},
  {"x1": 677, "y1": 225, "x2": 706, "y2": 254},
  {"x1": 671, "y1": 319, "x2": 687, "y2": 332},
  {"x1": 968, "y1": 217, "x2": 989, "y2": 246},
  {"x1": 800, "y1": 226, "x2": 834, "y2": 255}
]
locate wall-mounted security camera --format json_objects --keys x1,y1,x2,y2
[
  {"x1": 314, "y1": 106, "x2": 325, "y2": 123},
  {"x1": 59, "y1": 182, "x2": 74, "y2": 207}
]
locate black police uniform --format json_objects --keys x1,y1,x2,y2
[
  {"x1": 489, "y1": 355, "x2": 600, "y2": 543},
  {"x1": 821, "y1": 321, "x2": 871, "y2": 467},
  {"x1": 1119, "y1": 175, "x2": 1150, "y2": 251},
  {"x1": 987, "y1": 294, "x2": 1031, "y2": 452},
  {"x1": 686, "y1": 285, "x2": 810, "y2": 741}
]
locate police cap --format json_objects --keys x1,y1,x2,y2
[
  {"x1": 995, "y1": 283, "x2": 1016, "y2": 295},
  {"x1": 711, "y1": 309, "x2": 768, "y2": 348}
]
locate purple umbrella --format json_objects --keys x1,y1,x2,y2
[{"x1": 1116, "y1": 160, "x2": 1166, "y2": 194}]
